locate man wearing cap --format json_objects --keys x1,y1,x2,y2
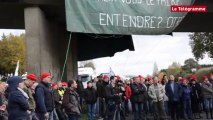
[
  {"x1": 52, "y1": 83, "x2": 66, "y2": 120},
  {"x1": 209, "y1": 74, "x2": 213, "y2": 84},
  {"x1": 35, "y1": 72, "x2": 54, "y2": 120},
  {"x1": 201, "y1": 76, "x2": 213, "y2": 119},
  {"x1": 132, "y1": 76, "x2": 147, "y2": 120},
  {"x1": 23, "y1": 74, "x2": 37, "y2": 120},
  {"x1": 190, "y1": 74, "x2": 202, "y2": 119},
  {"x1": 102, "y1": 75, "x2": 110, "y2": 119},
  {"x1": 181, "y1": 78, "x2": 193, "y2": 120},
  {"x1": 58, "y1": 82, "x2": 67, "y2": 96}
]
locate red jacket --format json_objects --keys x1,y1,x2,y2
[{"x1": 125, "y1": 85, "x2": 132, "y2": 99}]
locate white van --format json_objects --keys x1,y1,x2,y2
[{"x1": 78, "y1": 67, "x2": 95, "y2": 88}]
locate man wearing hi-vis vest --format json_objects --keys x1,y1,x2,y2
[{"x1": 52, "y1": 83, "x2": 67, "y2": 120}]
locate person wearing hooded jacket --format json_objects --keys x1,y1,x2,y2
[{"x1": 7, "y1": 76, "x2": 30, "y2": 120}]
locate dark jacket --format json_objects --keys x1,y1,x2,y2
[
  {"x1": 62, "y1": 88, "x2": 81, "y2": 115},
  {"x1": 191, "y1": 83, "x2": 202, "y2": 112},
  {"x1": 83, "y1": 87, "x2": 97, "y2": 104},
  {"x1": 53, "y1": 89, "x2": 62, "y2": 109},
  {"x1": 191, "y1": 83, "x2": 201, "y2": 100},
  {"x1": 181, "y1": 85, "x2": 192, "y2": 101},
  {"x1": 132, "y1": 83, "x2": 147, "y2": 103},
  {"x1": 96, "y1": 81, "x2": 103, "y2": 97},
  {"x1": 102, "y1": 81, "x2": 109, "y2": 99},
  {"x1": 7, "y1": 76, "x2": 29, "y2": 120},
  {"x1": 201, "y1": 82, "x2": 213, "y2": 98},
  {"x1": 165, "y1": 82, "x2": 182, "y2": 102},
  {"x1": 105, "y1": 84, "x2": 120, "y2": 104},
  {"x1": 76, "y1": 81, "x2": 84, "y2": 97},
  {"x1": 35, "y1": 82, "x2": 54, "y2": 114}
]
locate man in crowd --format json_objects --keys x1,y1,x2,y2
[
  {"x1": 124, "y1": 80, "x2": 132, "y2": 116},
  {"x1": 62, "y1": 80, "x2": 81, "y2": 120},
  {"x1": 0, "y1": 81, "x2": 8, "y2": 120},
  {"x1": 190, "y1": 75, "x2": 202, "y2": 119},
  {"x1": 165, "y1": 75, "x2": 182, "y2": 120},
  {"x1": 105, "y1": 76, "x2": 124, "y2": 120},
  {"x1": 83, "y1": 81, "x2": 97, "y2": 120},
  {"x1": 52, "y1": 83, "x2": 66, "y2": 120},
  {"x1": 8, "y1": 76, "x2": 30, "y2": 120},
  {"x1": 96, "y1": 76, "x2": 103, "y2": 118},
  {"x1": 148, "y1": 76, "x2": 167, "y2": 120},
  {"x1": 35, "y1": 72, "x2": 54, "y2": 120},
  {"x1": 102, "y1": 75, "x2": 110, "y2": 119},
  {"x1": 181, "y1": 78, "x2": 193, "y2": 120},
  {"x1": 23, "y1": 74, "x2": 37, "y2": 120},
  {"x1": 201, "y1": 76, "x2": 213, "y2": 119},
  {"x1": 76, "y1": 76, "x2": 84, "y2": 108},
  {"x1": 132, "y1": 76, "x2": 147, "y2": 120}
]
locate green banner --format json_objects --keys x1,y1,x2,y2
[{"x1": 65, "y1": 0, "x2": 194, "y2": 35}]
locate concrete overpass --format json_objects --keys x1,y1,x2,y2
[{"x1": 0, "y1": 0, "x2": 212, "y2": 81}]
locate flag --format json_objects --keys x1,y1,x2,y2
[
  {"x1": 14, "y1": 60, "x2": 19, "y2": 76},
  {"x1": 109, "y1": 67, "x2": 115, "y2": 77}
]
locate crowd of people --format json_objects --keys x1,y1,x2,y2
[{"x1": 0, "y1": 72, "x2": 213, "y2": 120}]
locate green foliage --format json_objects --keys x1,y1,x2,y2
[
  {"x1": 189, "y1": 32, "x2": 213, "y2": 60},
  {"x1": 195, "y1": 67, "x2": 213, "y2": 82},
  {"x1": 184, "y1": 58, "x2": 199, "y2": 69},
  {"x1": 182, "y1": 58, "x2": 200, "y2": 75},
  {"x1": 166, "y1": 62, "x2": 183, "y2": 77},
  {"x1": 0, "y1": 34, "x2": 26, "y2": 74},
  {"x1": 160, "y1": 58, "x2": 212, "y2": 79}
]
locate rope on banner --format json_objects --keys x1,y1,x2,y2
[{"x1": 60, "y1": 33, "x2": 72, "y2": 82}]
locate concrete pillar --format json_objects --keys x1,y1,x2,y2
[
  {"x1": 58, "y1": 29, "x2": 78, "y2": 81},
  {"x1": 24, "y1": 6, "x2": 77, "y2": 81}
]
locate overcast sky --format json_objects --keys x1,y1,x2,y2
[
  {"x1": 0, "y1": 30, "x2": 212, "y2": 76},
  {"x1": 92, "y1": 33, "x2": 212, "y2": 76}
]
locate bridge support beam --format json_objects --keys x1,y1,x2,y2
[{"x1": 24, "y1": 6, "x2": 77, "y2": 81}]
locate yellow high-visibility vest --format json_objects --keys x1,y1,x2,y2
[{"x1": 58, "y1": 89, "x2": 64, "y2": 96}]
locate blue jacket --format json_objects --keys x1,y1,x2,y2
[
  {"x1": 165, "y1": 82, "x2": 183, "y2": 102},
  {"x1": 7, "y1": 76, "x2": 29, "y2": 120},
  {"x1": 181, "y1": 85, "x2": 192, "y2": 101},
  {"x1": 35, "y1": 82, "x2": 54, "y2": 114}
]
